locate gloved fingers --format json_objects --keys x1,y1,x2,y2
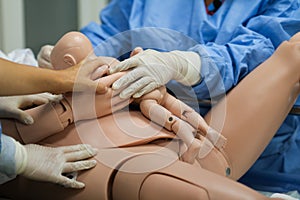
[
  {"x1": 111, "y1": 88, "x2": 122, "y2": 98},
  {"x1": 37, "y1": 45, "x2": 54, "y2": 69},
  {"x1": 130, "y1": 47, "x2": 144, "y2": 57},
  {"x1": 25, "y1": 93, "x2": 62, "y2": 106},
  {"x1": 132, "y1": 82, "x2": 159, "y2": 98},
  {"x1": 119, "y1": 76, "x2": 153, "y2": 99},
  {"x1": 19, "y1": 93, "x2": 62, "y2": 109},
  {"x1": 17, "y1": 110, "x2": 34, "y2": 125},
  {"x1": 64, "y1": 146, "x2": 98, "y2": 162},
  {"x1": 2, "y1": 108, "x2": 34, "y2": 125},
  {"x1": 63, "y1": 160, "x2": 97, "y2": 173},
  {"x1": 112, "y1": 67, "x2": 146, "y2": 91},
  {"x1": 60, "y1": 144, "x2": 95, "y2": 153},
  {"x1": 38, "y1": 59, "x2": 53, "y2": 69},
  {"x1": 56, "y1": 175, "x2": 85, "y2": 189},
  {"x1": 35, "y1": 93, "x2": 63, "y2": 102},
  {"x1": 90, "y1": 65, "x2": 109, "y2": 80},
  {"x1": 109, "y1": 57, "x2": 140, "y2": 74},
  {"x1": 270, "y1": 193, "x2": 299, "y2": 200}
]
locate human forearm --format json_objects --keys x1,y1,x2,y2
[
  {"x1": 0, "y1": 57, "x2": 107, "y2": 96},
  {"x1": 0, "y1": 58, "x2": 72, "y2": 95}
]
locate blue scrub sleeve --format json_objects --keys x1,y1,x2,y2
[
  {"x1": 81, "y1": 0, "x2": 132, "y2": 48},
  {"x1": 0, "y1": 133, "x2": 17, "y2": 184},
  {"x1": 190, "y1": 1, "x2": 300, "y2": 99},
  {"x1": 189, "y1": 28, "x2": 275, "y2": 99},
  {"x1": 81, "y1": 0, "x2": 300, "y2": 101}
]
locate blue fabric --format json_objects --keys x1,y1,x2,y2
[
  {"x1": 81, "y1": 0, "x2": 300, "y2": 192},
  {"x1": 0, "y1": 133, "x2": 17, "y2": 184},
  {"x1": 240, "y1": 115, "x2": 300, "y2": 193}
]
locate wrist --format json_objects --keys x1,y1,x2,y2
[
  {"x1": 13, "y1": 139, "x2": 28, "y2": 175},
  {"x1": 171, "y1": 51, "x2": 201, "y2": 86},
  {"x1": 51, "y1": 69, "x2": 74, "y2": 94}
]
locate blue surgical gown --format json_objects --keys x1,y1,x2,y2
[
  {"x1": 0, "y1": 124, "x2": 17, "y2": 184},
  {"x1": 81, "y1": 0, "x2": 300, "y2": 192}
]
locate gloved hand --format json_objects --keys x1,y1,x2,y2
[
  {"x1": 37, "y1": 45, "x2": 54, "y2": 69},
  {"x1": 109, "y1": 49, "x2": 201, "y2": 98},
  {"x1": 270, "y1": 193, "x2": 298, "y2": 200},
  {"x1": 14, "y1": 139, "x2": 98, "y2": 189},
  {"x1": 0, "y1": 93, "x2": 62, "y2": 124}
]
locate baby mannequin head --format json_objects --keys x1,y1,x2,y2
[{"x1": 50, "y1": 31, "x2": 93, "y2": 70}]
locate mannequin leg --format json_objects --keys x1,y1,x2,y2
[
  {"x1": 0, "y1": 151, "x2": 275, "y2": 200},
  {"x1": 205, "y1": 38, "x2": 300, "y2": 179},
  {"x1": 0, "y1": 117, "x2": 283, "y2": 200},
  {"x1": 112, "y1": 152, "x2": 272, "y2": 200}
]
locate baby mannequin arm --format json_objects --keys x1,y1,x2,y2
[
  {"x1": 134, "y1": 87, "x2": 228, "y2": 169},
  {"x1": 50, "y1": 32, "x2": 227, "y2": 167}
]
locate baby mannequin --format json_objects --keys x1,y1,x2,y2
[
  {"x1": 1, "y1": 31, "x2": 300, "y2": 199},
  {"x1": 50, "y1": 31, "x2": 228, "y2": 165},
  {"x1": 50, "y1": 31, "x2": 94, "y2": 70}
]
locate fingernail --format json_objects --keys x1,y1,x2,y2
[
  {"x1": 91, "y1": 160, "x2": 97, "y2": 165},
  {"x1": 83, "y1": 144, "x2": 92, "y2": 148},
  {"x1": 133, "y1": 93, "x2": 142, "y2": 98},
  {"x1": 120, "y1": 92, "x2": 130, "y2": 99},
  {"x1": 24, "y1": 117, "x2": 34, "y2": 125},
  {"x1": 109, "y1": 68, "x2": 114, "y2": 74},
  {"x1": 93, "y1": 148, "x2": 99, "y2": 154},
  {"x1": 112, "y1": 82, "x2": 119, "y2": 90}
]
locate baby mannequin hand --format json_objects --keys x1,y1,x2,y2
[
  {"x1": 37, "y1": 45, "x2": 54, "y2": 69},
  {"x1": 64, "y1": 72, "x2": 133, "y2": 122},
  {"x1": 110, "y1": 49, "x2": 201, "y2": 98},
  {"x1": 0, "y1": 93, "x2": 62, "y2": 124},
  {"x1": 14, "y1": 140, "x2": 98, "y2": 189}
]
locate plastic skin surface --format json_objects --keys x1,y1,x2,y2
[
  {"x1": 2, "y1": 31, "x2": 300, "y2": 200},
  {"x1": 50, "y1": 31, "x2": 229, "y2": 170}
]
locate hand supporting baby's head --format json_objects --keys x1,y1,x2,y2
[{"x1": 50, "y1": 31, "x2": 120, "y2": 81}]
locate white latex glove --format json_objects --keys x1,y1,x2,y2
[
  {"x1": 37, "y1": 45, "x2": 54, "y2": 69},
  {"x1": 0, "y1": 93, "x2": 62, "y2": 124},
  {"x1": 109, "y1": 49, "x2": 201, "y2": 98},
  {"x1": 14, "y1": 140, "x2": 98, "y2": 189},
  {"x1": 270, "y1": 193, "x2": 299, "y2": 200}
]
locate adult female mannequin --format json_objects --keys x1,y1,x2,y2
[{"x1": 1, "y1": 31, "x2": 300, "y2": 199}]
